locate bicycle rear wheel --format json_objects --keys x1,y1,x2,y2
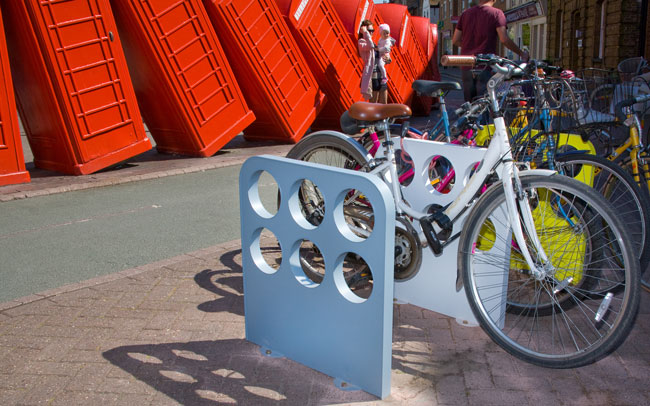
[
  {"x1": 458, "y1": 174, "x2": 640, "y2": 368},
  {"x1": 285, "y1": 132, "x2": 376, "y2": 293}
]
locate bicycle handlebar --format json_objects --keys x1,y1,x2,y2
[
  {"x1": 441, "y1": 55, "x2": 476, "y2": 67},
  {"x1": 441, "y1": 54, "x2": 528, "y2": 79},
  {"x1": 615, "y1": 93, "x2": 650, "y2": 122}
]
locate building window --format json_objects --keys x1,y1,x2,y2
[
  {"x1": 593, "y1": 0, "x2": 607, "y2": 59},
  {"x1": 522, "y1": 23, "x2": 531, "y2": 52},
  {"x1": 555, "y1": 9, "x2": 563, "y2": 59}
]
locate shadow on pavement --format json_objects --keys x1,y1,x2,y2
[
  {"x1": 103, "y1": 338, "x2": 376, "y2": 405},
  {"x1": 103, "y1": 243, "x2": 650, "y2": 404}
]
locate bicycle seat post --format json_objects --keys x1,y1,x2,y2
[{"x1": 438, "y1": 89, "x2": 452, "y2": 142}]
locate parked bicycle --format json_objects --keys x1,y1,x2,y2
[
  {"x1": 560, "y1": 60, "x2": 650, "y2": 290},
  {"x1": 286, "y1": 54, "x2": 641, "y2": 368},
  {"x1": 472, "y1": 63, "x2": 650, "y2": 290}
]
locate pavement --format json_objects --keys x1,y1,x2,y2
[{"x1": 1, "y1": 68, "x2": 650, "y2": 405}]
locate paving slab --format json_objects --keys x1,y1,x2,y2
[{"x1": 0, "y1": 238, "x2": 648, "y2": 405}]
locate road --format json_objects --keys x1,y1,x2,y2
[{"x1": 0, "y1": 165, "x2": 279, "y2": 302}]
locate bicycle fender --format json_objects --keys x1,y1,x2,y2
[
  {"x1": 289, "y1": 130, "x2": 373, "y2": 161},
  {"x1": 455, "y1": 168, "x2": 556, "y2": 292},
  {"x1": 518, "y1": 169, "x2": 556, "y2": 177}
]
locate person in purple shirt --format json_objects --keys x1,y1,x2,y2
[{"x1": 452, "y1": 0, "x2": 529, "y2": 102}]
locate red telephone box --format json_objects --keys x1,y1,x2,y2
[
  {"x1": 204, "y1": 0, "x2": 326, "y2": 143},
  {"x1": 0, "y1": 4, "x2": 29, "y2": 186},
  {"x1": 375, "y1": 4, "x2": 428, "y2": 81},
  {"x1": 110, "y1": 0, "x2": 255, "y2": 157},
  {"x1": 411, "y1": 16, "x2": 436, "y2": 115},
  {"x1": 329, "y1": 0, "x2": 378, "y2": 45},
  {"x1": 430, "y1": 24, "x2": 441, "y2": 82},
  {"x1": 330, "y1": 0, "x2": 413, "y2": 103},
  {"x1": 1, "y1": 0, "x2": 151, "y2": 175},
  {"x1": 275, "y1": 0, "x2": 363, "y2": 129}
]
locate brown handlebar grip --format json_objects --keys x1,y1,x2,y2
[{"x1": 441, "y1": 55, "x2": 476, "y2": 67}]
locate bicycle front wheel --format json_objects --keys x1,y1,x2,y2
[{"x1": 458, "y1": 174, "x2": 640, "y2": 368}]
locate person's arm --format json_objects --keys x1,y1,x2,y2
[
  {"x1": 496, "y1": 26, "x2": 529, "y2": 61},
  {"x1": 378, "y1": 39, "x2": 392, "y2": 54},
  {"x1": 358, "y1": 28, "x2": 374, "y2": 52},
  {"x1": 452, "y1": 28, "x2": 462, "y2": 48}
]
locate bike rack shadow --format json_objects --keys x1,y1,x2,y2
[
  {"x1": 102, "y1": 242, "x2": 606, "y2": 404},
  {"x1": 102, "y1": 244, "x2": 449, "y2": 404},
  {"x1": 103, "y1": 338, "x2": 376, "y2": 405},
  {"x1": 191, "y1": 246, "x2": 483, "y2": 392}
]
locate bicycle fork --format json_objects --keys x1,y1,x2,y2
[
  {"x1": 502, "y1": 162, "x2": 553, "y2": 280},
  {"x1": 493, "y1": 116, "x2": 553, "y2": 281}
]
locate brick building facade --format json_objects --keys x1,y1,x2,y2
[{"x1": 546, "y1": 0, "x2": 646, "y2": 70}]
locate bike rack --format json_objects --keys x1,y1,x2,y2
[
  {"x1": 393, "y1": 137, "x2": 489, "y2": 325},
  {"x1": 239, "y1": 155, "x2": 395, "y2": 399}
]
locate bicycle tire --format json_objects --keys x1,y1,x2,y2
[
  {"x1": 616, "y1": 154, "x2": 650, "y2": 291},
  {"x1": 458, "y1": 174, "x2": 640, "y2": 368},
  {"x1": 286, "y1": 132, "x2": 424, "y2": 281},
  {"x1": 286, "y1": 132, "x2": 371, "y2": 226},
  {"x1": 555, "y1": 153, "x2": 650, "y2": 271}
]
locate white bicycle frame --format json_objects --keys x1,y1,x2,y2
[{"x1": 366, "y1": 70, "x2": 553, "y2": 279}]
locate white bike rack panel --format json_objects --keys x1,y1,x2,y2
[
  {"x1": 239, "y1": 155, "x2": 395, "y2": 399},
  {"x1": 393, "y1": 137, "x2": 489, "y2": 325}
]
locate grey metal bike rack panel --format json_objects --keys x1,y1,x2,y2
[
  {"x1": 393, "y1": 137, "x2": 487, "y2": 325},
  {"x1": 239, "y1": 155, "x2": 395, "y2": 399}
]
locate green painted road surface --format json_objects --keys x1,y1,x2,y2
[{"x1": 0, "y1": 165, "x2": 279, "y2": 302}]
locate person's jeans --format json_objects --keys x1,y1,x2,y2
[{"x1": 461, "y1": 68, "x2": 491, "y2": 102}]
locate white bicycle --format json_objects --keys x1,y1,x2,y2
[{"x1": 286, "y1": 54, "x2": 640, "y2": 368}]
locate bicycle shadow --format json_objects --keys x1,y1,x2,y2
[
  {"x1": 194, "y1": 246, "x2": 282, "y2": 315},
  {"x1": 194, "y1": 248, "x2": 245, "y2": 315},
  {"x1": 103, "y1": 245, "x2": 379, "y2": 404}
]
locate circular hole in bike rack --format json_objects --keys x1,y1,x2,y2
[
  {"x1": 334, "y1": 188, "x2": 374, "y2": 242},
  {"x1": 248, "y1": 170, "x2": 280, "y2": 218},
  {"x1": 427, "y1": 155, "x2": 455, "y2": 195},
  {"x1": 250, "y1": 228, "x2": 282, "y2": 274},
  {"x1": 290, "y1": 178, "x2": 324, "y2": 229},
  {"x1": 333, "y1": 252, "x2": 373, "y2": 303},
  {"x1": 395, "y1": 148, "x2": 415, "y2": 187},
  {"x1": 290, "y1": 239, "x2": 324, "y2": 288}
]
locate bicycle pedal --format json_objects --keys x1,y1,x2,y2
[{"x1": 347, "y1": 271, "x2": 372, "y2": 289}]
